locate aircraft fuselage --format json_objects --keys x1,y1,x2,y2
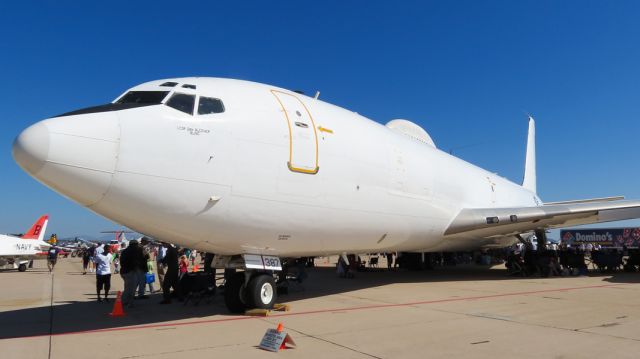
[{"x1": 13, "y1": 78, "x2": 540, "y2": 256}]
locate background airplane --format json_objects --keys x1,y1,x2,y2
[
  {"x1": 12, "y1": 77, "x2": 640, "y2": 310},
  {"x1": 100, "y1": 230, "x2": 133, "y2": 252},
  {"x1": 0, "y1": 215, "x2": 50, "y2": 271}
]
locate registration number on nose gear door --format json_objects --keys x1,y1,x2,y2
[{"x1": 243, "y1": 254, "x2": 282, "y2": 271}]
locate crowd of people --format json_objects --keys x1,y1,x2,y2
[
  {"x1": 48, "y1": 238, "x2": 205, "y2": 305},
  {"x1": 505, "y1": 240, "x2": 640, "y2": 277},
  {"x1": 336, "y1": 253, "x2": 398, "y2": 278},
  {"x1": 328, "y1": 241, "x2": 640, "y2": 279},
  {"x1": 43, "y1": 237, "x2": 640, "y2": 306}
]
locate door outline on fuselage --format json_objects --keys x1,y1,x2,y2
[{"x1": 271, "y1": 90, "x2": 320, "y2": 174}]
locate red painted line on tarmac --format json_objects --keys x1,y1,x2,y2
[{"x1": 8, "y1": 282, "x2": 629, "y2": 340}]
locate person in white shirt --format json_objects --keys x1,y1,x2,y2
[
  {"x1": 96, "y1": 243, "x2": 105, "y2": 257},
  {"x1": 94, "y1": 245, "x2": 114, "y2": 302},
  {"x1": 190, "y1": 249, "x2": 198, "y2": 266}
]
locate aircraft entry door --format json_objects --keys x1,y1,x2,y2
[{"x1": 271, "y1": 90, "x2": 319, "y2": 174}]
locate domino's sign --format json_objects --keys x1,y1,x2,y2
[{"x1": 561, "y1": 228, "x2": 640, "y2": 247}]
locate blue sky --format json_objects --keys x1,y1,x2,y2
[{"x1": 0, "y1": 1, "x2": 639, "y2": 238}]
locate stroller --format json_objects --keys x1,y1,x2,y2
[
  {"x1": 180, "y1": 271, "x2": 216, "y2": 306},
  {"x1": 506, "y1": 252, "x2": 526, "y2": 276}
]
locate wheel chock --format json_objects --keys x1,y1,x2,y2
[
  {"x1": 272, "y1": 303, "x2": 290, "y2": 312},
  {"x1": 245, "y1": 308, "x2": 270, "y2": 317},
  {"x1": 245, "y1": 303, "x2": 290, "y2": 316}
]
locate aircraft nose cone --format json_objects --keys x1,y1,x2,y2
[
  {"x1": 13, "y1": 113, "x2": 120, "y2": 206},
  {"x1": 12, "y1": 122, "x2": 50, "y2": 176}
]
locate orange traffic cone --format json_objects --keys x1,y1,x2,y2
[
  {"x1": 276, "y1": 323, "x2": 288, "y2": 350},
  {"x1": 109, "y1": 291, "x2": 126, "y2": 317}
]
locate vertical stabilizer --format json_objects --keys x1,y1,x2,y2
[
  {"x1": 21, "y1": 215, "x2": 49, "y2": 241},
  {"x1": 522, "y1": 116, "x2": 536, "y2": 193}
]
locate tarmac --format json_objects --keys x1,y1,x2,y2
[{"x1": 1, "y1": 256, "x2": 640, "y2": 359}]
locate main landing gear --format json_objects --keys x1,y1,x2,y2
[
  {"x1": 14, "y1": 260, "x2": 30, "y2": 272},
  {"x1": 214, "y1": 254, "x2": 282, "y2": 313}
]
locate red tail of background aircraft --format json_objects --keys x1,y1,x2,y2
[{"x1": 20, "y1": 215, "x2": 49, "y2": 241}]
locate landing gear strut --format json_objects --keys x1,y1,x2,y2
[{"x1": 535, "y1": 229, "x2": 548, "y2": 249}]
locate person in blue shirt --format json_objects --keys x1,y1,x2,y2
[{"x1": 47, "y1": 246, "x2": 60, "y2": 272}]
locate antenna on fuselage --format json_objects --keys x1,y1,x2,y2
[{"x1": 314, "y1": 91, "x2": 320, "y2": 99}]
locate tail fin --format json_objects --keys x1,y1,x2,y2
[
  {"x1": 21, "y1": 215, "x2": 49, "y2": 241},
  {"x1": 522, "y1": 116, "x2": 536, "y2": 193}
]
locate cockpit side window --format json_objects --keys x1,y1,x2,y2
[
  {"x1": 117, "y1": 91, "x2": 169, "y2": 104},
  {"x1": 198, "y1": 97, "x2": 225, "y2": 115},
  {"x1": 165, "y1": 93, "x2": 195, "y2": 115}
]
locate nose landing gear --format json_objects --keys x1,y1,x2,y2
[
  {"x1": 247, "y1": 274, "x2": 277, "y2": 308},
  {"x1": 224, "y1": 271, "x2": 278, "y2": 313},
  {"x1": 216, "y1": 254, "x2": 282, "y2": 313}
]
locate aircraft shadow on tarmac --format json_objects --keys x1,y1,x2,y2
[
  {"x1": 600, "y1": 271, "x2": 640, "y2": 284},
  {"x1": 1, "y1": 265, "x2": 639, "y2": 339}
]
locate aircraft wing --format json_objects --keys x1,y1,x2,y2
[{"x1": 444, "y1": 199, "x2": 640, "y2": 239}]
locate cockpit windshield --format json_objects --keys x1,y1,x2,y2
[
  {"x1": 165, "y1": 93, "x2": 195, "y2": 114},
  {"x1": 117, "y1": 91, "x2": 169, "y2": 104}
]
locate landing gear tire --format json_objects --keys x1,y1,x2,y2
[
  {"x1": 18, "y1": 264, "x2": 27, "y2": 272},
  {"x1": 246, "y1": 274, "x2": 277, "y2": 309},
  {"x1": 224, "y1": 272, "x2": 247, "y2": 314}
]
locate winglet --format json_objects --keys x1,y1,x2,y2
[
  {"x1": 21, "y1": 215, "x2": 49, "y2": 241},
  {"x1": 522, "y1": 116, "x2": 536, "y2": 194}
]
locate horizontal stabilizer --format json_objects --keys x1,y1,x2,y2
[{"x1": 445, "y1": 199, "x2": 640, "y2": 239}]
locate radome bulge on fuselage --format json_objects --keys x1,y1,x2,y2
[{"x1": 13, "y1": 77, "x2": 541, "y2": 256}]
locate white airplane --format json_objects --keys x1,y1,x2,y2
[
  {"x1": 101, "y1": 230, "x2": 133, "y2": 252},
  {"x1": 12, "y1": 77, "x2": 640, "y2": 311},
  {"x1": 0, "y1": 215, "x2": 50, "y2": 271}
]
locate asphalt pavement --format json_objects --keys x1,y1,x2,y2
[{"x1": 1, "y1": 256, "x2": 640, "y2": 358}]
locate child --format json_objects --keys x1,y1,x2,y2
[
  {"x1": 146, "y1": 253, "x2": 156, "y2": 293},
  {"x1": 179, "y1": 255, "x2": 189, "y2": 279},
  {"x1": 113, "y1": 251, "x2": 120, "y2": 274}
]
